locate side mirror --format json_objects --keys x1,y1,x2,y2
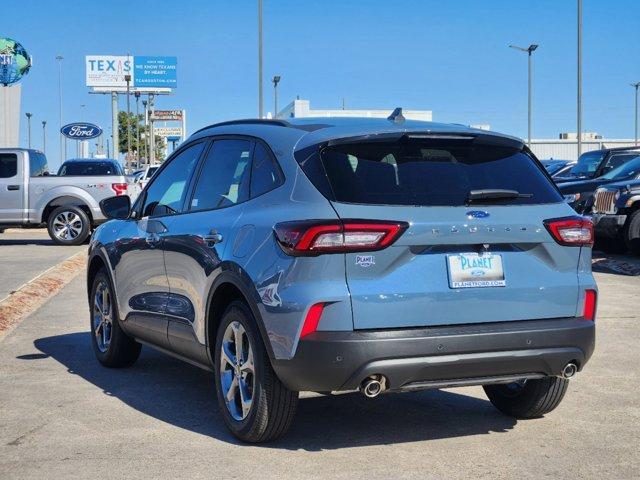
[{"x1": 99, "y1": 195, "x2": 131, "y2": 220}]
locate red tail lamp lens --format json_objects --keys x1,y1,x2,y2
[
  {"x1": 300, "y1": 303, "x2": 325, "y2": 338},
  {"x1": 111, "y1": 183, "x2": 128, "y2": 196},
  {"x1": 583, "y1": 289, "x2": 597, "y2": 321},
  {"x1": 544, "y1": 216, "x2": 594, "y2": 246}
]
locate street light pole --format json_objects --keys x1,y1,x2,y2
[
  {"x1": 25, "y1": 113, "x2": 32, "y2": 148},
  {"x1": 124, "y1": 74, "x2": 132, "y2": 172},
  {"x1": 42, "y1": 120, "x2": 46, "y2": 153},
  {"x1": 509, "y1": 44, "x2": 538, "y2": 147},
  {"x1": 632, "y1": 82, "x2": 640, "y2": 146},
  {"x1": 56, "y1": 55, "x2": 64, "y2": 162},
  {"x1": 135, "y1": 92, "x2": 141, "y2": 163},
  {"x1": 142, "y1": 99, "x2": 148, "y2": 164},
  {"x1": 258, "y1": 0, "x2": 264, "y2": 118},
  {"x1": 272, "y1": 75, "x2": 281, "y2": 118},
  {"x1": 577, "y1": 0, "x2": 583, "y2": 157}
]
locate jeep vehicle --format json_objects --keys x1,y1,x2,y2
[
  {"x1": 0, "y1": 148, "x2": 137, "y2": 245},
  {"x1": 559, "y1": 153, "x2": 640, "y2": 213},
  {"x1": 591, "y1": 178, "x2": 640, "y2": 255},
  {"x1": 88, "y1": 117, "x2": 597, "y2": 443},
  {"x1": 554, "y1": 146, "x2": 640, "y2": 183}
]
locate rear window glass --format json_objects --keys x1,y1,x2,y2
[
  {"x1": 58, "y1": 161, "x2": 122, "y2": 176},
  {"x1": 297, "y1": 138, "x2": 562, "y2": 206}
]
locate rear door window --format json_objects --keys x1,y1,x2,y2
[
  {"x1": 249, "y1": 142, "x2": 283, "y2": 198},
  {"x1": 300, "y1": 138, "x2": 562, "y2": 206},
  {"x1": 0, "y1": 153, "x2": 17, "y2": 178}
]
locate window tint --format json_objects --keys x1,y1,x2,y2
[
  {"x1": 29, "y1": 152, "x2": 49, "y2": 177},
  {"x1": 0, "y1": 153, "x2": 18, "y2": 178},
  {"x1": 298, "y1": 139, "x2": 562, "y2": 206},
  {"x1": 601, "y1": 155, "x2": 640, "y2": 180},
  {"x1": 568, "y1": 151, "x2": 604, "y2": 176},
  {"x1": 190, "y1": 139, "x2": 251, "y2": 211},
  {"x1": 142, "y1": 142, "x2": 204, "y2": 217},
  {"x1": 602, "y1": 153, "x2": 639, "y2": 173},
  {"x1": 58, "y1": 161, "x2": 123, "y2": 176},
  {"x1": 250, "y1": 142, "x2": 283, "y2": 197}
]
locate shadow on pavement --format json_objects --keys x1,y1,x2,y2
[
  {"x1": 0, "y1": 238, "x2": 57, "y2": 246},
  {"x1": 32, "y1": 332, "x2": 517, "y2": 450}
]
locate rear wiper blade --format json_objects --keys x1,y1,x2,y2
[{"x1": 466, "y1": 189, "x2": 533, "y2": 204}]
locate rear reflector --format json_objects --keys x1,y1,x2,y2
[
  {"x1": 300, "y1": 303, "x2": 325, "y2": 338},
  {"x1": 111, "y1": 183, "x2": 128, "y2": 196},
  {"x1": 274, "y1": 219, "x2": 408, "y2": 256},
  {"x1": 544, "y1": 216, "x2": 594, "y2": 246},
  {"x1": 583, "y1": 289, "x2": 597, "y2": 321}
]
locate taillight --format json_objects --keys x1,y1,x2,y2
[
  {"x1": 111, "y1": 183, "x2": 128, "y2": 196},
  {"x1": 300, "y1": 303, "x2": 325, "y2": 338},
  {"x1": 583, "y1": 289, "x2": 597, "y2": 321},
  {"x1": 274, "y1": 219, "x2": 408, "y2": 256},
  {"x1": 544, "y1": 216, "x2": 594, "y2": 246}
]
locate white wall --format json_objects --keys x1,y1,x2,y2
[
  {"x1": 277, "y1": 99, "x2": 432, "y2": 121},
  {"x1": 0, "y1": 84, "x2": 21, "y2": 148},
  {"x1": 530, "y1": 139, "x2": 637, "y2": 160}
]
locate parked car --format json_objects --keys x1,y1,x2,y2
[
  {"x1": 559, "y1": 154, "x2": 640, "y2": 213},
  {"x1": 591, "y1": 179, "x2": 640, "y2": 255},
  {"x1": 554, "y1": 146, "x2": 640, "y2": 183},
  {"x1": 541, "y1": 159, "x2": 576, "y2": 178},
  {"x1": 134, "y1": 164, "x2": 160, "y2": 189},
  {"x1": 88, "y1": 117, "x2": 596, "y2": 442},
  {"x1": 0, "y1": 148, "x2": 138, "y2": 245},
  {"x1": 58, "y1": 158, "x2": 124, "y2": 176}
]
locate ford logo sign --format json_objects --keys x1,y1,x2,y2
[
  {"x1": 466, "y1": 210, "x2": 490, "y2": 219},
  {"x1": 60, "y1": 123, "x2": 103, "y2": 140},
  {"x1": 470, "y1": 269, "x2": 486, "y2": 277}
]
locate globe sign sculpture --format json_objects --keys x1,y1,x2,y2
[{"x1": 0, "y1": 37, "x2": 32, "y2": 86}]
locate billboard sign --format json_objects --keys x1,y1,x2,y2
[
  {"x1": 85, "y1": 55, "x2": 177, "y2": 89},
  {"x1": 85, "y1": 56, "x2": 132, "y2": 88},
  {"x1": 150, "y1": 109, "x2": 183, "y2": 121},
  {"x1": 134, "y1": 57, "x2": 177, "y2": 88},
  {"x1": 154, "y1": 126, "x2": 183, "y2": 138},
  {"x1": 61, "y1": 122, "x2": 103, "y2": 140}
]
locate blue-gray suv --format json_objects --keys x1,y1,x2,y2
[{"x1": 88, "y1": 117, "x2": 597, "y2": 442}]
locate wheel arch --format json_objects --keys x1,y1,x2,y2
[
  {"x1": 205, "y1": 267, "x2": 275, "y2": 365},
  {"x1": 86, "y1": 248, "x2": 116, "y2": 305},
  {"x1": 42, "y1": 195, "x2": 94, "y2": 225}
]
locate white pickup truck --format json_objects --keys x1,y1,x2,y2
[{"x1": 0, "y1": 148, "x2": 138, "y2": 245}]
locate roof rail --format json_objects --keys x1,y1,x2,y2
[{"x1": 193, "y1": 119, "x2": 291, "y2": 135}]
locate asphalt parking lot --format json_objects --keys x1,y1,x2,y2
[{"x1": 0, "y1": 233, "x2": 639, "y2": 479}]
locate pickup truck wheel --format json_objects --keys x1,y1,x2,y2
[
  {"x1": 47, "y1": 205, "x2": 90, "y2": 246},
  {"x1": 623, "y1": 210, "x2": 640, "y2": 256},
  {"x1": 214, "y1": 301, "x2": 298, "y2": 443},
  {"x1": 483, "y1": 376, "x2": 568, "y2": 419},
  {"x1": 90, "y1": 268, "x2": 141, "y2": 368}
]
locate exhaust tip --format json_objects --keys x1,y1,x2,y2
[
  {"x1": 360, "y1": 375, "x2": 387, "y2": 398},
  {"x1": 562, "y1": 362, "x2": 578, "y2": 379}
]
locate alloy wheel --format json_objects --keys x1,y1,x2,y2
[
  {"x1": 219, "y1": 321, "x2": 255, "y2": 421},
  {"x1": 52, "y1": 211, "x2": 83, "y2": 241},
  {"x1": 93, "y1": 281, "x2": 113, "y2": 353}
]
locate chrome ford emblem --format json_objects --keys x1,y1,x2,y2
[{"x1": 466, "y1": 210, "x2": 490, "y2": 219}]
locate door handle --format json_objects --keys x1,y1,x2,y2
[
  {"x1": 201, "y1": 229, "x2": 223, "y2": 246},
  {"x1": 7, "y1": 185, "x2": 20, "y2": 191}
]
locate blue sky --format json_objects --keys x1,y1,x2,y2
[{"x1": 4, "y1": 0, "x2": 640, "y2": 167}]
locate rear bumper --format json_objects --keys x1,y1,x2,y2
[
  {"x1": 593, "y1": 213, "x2": 627, "y2": 238},
  {"x1": 272, "y1": 318, "x2": 595, "y2": 392}
]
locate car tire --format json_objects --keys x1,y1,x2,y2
[
  {"x1": 47, "y1": 205, "x2": 91, "y2": 246},
  {"x1": 214, "y1": 301, "x2": 298, "y2": 443},
  {"x1": 483, "y1": 376, "x2": 569, "y2": 419},
  {"x1": 90, "y1": 268, "x2": 141, "y2": 368},
  {"x1": 623, "y1": 210, "x2": 640, "y2": 256}
]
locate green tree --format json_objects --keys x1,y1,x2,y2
[{"x1": 117, "y1": 111, "x2": 165, "y2": 161}]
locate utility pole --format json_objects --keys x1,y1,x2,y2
[
  {"x1": 632, "y1": 82, "x2": 640, "y2": 146},
  {"x1": 56, "y1": 55, "x2": 64, "y2": 162},
  {"x1": 577, "y1": 0, "x2": 583, "y2": 157},
  {"x1": 42, "y1": 120, "x2": 46, "y2": 153},
  {"x1": 25, "y1": 113, "x2": 32, "y2": 148},
  {"x1": 111, "y1": 92, "x2": 119, "y2": 162},
  {"x1": 258, "y1": 0, "x2": 264, "y2": 118},
  {"x1": 135, "y1": 92, "x2": 141, "y2": 163},
  {"x1": 142, "y1": 99, "x2": 148, "y2": 163},
  {"x1": 149, "y1": 93, "x2": 156, "y2": 165},
  {"x1": 124, "y1": 74, "x2": 132, "y2": 172},
  {"x1": 272, "y1": 76, "x2": 281, "y2": 118},
  {"x1": 509, "y1": 44, "x2": 538, "y2": 147}
]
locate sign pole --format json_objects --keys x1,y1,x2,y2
[
  {"x1": 182, "y1": 109, "x2": 187, "y2": 140},
  {"x1": 149, "y1": 93, "x2": 155, "y2": 165},
  {"x1": 111, "y1": 91, "x2": 119, "y2": 162}
]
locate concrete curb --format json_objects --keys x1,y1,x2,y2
[{"x1": 0, "y1": 251, "x2": 87, "y2": 340}]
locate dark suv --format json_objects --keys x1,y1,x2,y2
[{"x1": 88, "y1": 117, "x2": 596, "y2": 442}]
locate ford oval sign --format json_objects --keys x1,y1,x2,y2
[
  {"x1": 60, "y1": 123, "x2": 103, "y2": 140},
  {"x1": 466, "y1": 210, "x2": 490, "y2": 219}
]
